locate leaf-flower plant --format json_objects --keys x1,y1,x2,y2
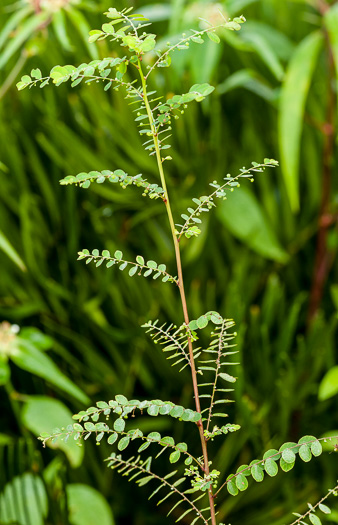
[{"x1": 18, "y1": 6, "x2": 338, "y2": 525}]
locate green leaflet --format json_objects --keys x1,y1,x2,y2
[{"x1": 278, "y1": 31, "x2": 323, "y2": 212}]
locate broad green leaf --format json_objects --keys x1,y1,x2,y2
[
  {"x1": 318, "y1": 366, "x2": 338, "y2": 400},
  {"x1": 216, "y1": 187, "x2": 288, "y2": 262},
  {"x1": 278, "y1": 31, "x2": 323, "y2": 211},
  {"x1": 0, "y1": 230, "x2": 26, "y2": 271},
  {"x1": 10, "y1": 339, "x2": 89, "y2": 404},
  {"x1": 67, "y1": 484, "x2": 114, "y2": 525},
  {"x1": 0, "y1": 473, "x2": 48, "y2": 525},
  {"x1": 21, "y1": 396, "x2": 83, "y2": 467}
]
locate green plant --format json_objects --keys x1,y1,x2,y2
[{"x1": 16, "y1": 6, "x2": 338, "y2": 525}]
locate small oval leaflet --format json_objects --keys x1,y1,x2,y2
[
  {"x1": 169, "y1": 450, "x2": 181, "y2": 463},
  {"x1": 226, "y1": 477, "x2": 238, "y2": 496},
  {"x1": 281, "y1": 448, "x2": 296, "y2": 464},
  {"x1": 118, "y1": 436, "x2": 130, "y2": 451},
  {"x1": 251, "y1": 464, "x2": 264, "y2": 482},
  {"x1": 114, "y1": 418, "x2": 125, "y2": 432},
  {"x1": 318, "y1": 504, "x2": 331, "y2": 514},
  {"x1": 147, "y1": 405, "x2": 159, "y2": 416},
  {"x1": 235, "y1": 473, "x2": 248, "y2": 491},
  {"x1": 311, "y1": 440, "x2": 322, "y2": 457},
  {"x1": 309, "y1": 513, "x2": 322, "y2": 525},
  {"x1": 264, "y1": 458, "x2": 278, "y2": 477},
  {"x1": 108, "y1": 433, "x2": 118, "y2": 445},
  {"x1": 299, "y1": 444, "x2": 312, "y2": 462},
  {"x1": 280, "y1": 457, "x2": 295, "y2": 472}
]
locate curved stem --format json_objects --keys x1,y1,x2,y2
[{"x1": 138, "y1": 60, "x2": 217, "y2": 525}]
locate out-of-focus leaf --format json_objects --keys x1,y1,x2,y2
[
  {"x1": 67, "y1": 484, "x2": 115, "y2": 525},
  {"x1": 0, "y1": 5, "x2": 32, "y2": 51},
  {"x1": 217, "y1": 69, "x2": 277, "y2": 102},
  {"x1": 278, "y1": 31, "x2": 323, "y2": 211},
  {"x1": 226, "y1": 0, "x2": 260, "y2": 16},
  {"x1": 52, "y1": 9, "x2": 74, "y2": 52},
  {"x1": 240, "y1": 30, "x2": 285, "y2": 80},
  {"x1": 139, "y1": 4, "x2": 171, "y2": 22},
  {"x1": 241, "y1": 21, "x2": 294, "y2": 61},
  {"x1": 318, "y1": 366, "x2": 338, "y2": 401},
  {"x1": 0, "y1": 230, "x2": 26, "y2": 271},
  {"x1": 10, "y1": 339, "x2": 89, "y2": 404},
  {"x1": 331, "y1": 285, "x2": 338, "y2": 310},
  {"x1": 216, "y1": 187, "x2": 288, "y2": 263},
  {"x1": 66, "y1": 7, "x2": 99, "y2": 60},
  {"x1": 21, "y1": 396, "x2": 84, "y2": 468},
  {"x1": 0, "y1": 12, "x2": 49, "y2": 69},
  {"x1": 0, "y1": 359, "x2": 10, "y2": 385},
  {"x1": 325, "y1": 4, "x2": 338, "y2": 81},
  {"x1": 0, "y1": 473, "x2": 48, "y2": 525}
]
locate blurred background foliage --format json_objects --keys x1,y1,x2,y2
[{"x1": 0, "y1": 0, "x2": 337, "y2": 523}]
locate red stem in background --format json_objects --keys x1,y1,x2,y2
[{"x1": 307, "y1": 31, "x2": 336, "y2": 324}]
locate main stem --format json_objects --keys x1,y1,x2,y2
[{"x1": 138, "y1": 62, "x2": 217, "y2": 525}]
